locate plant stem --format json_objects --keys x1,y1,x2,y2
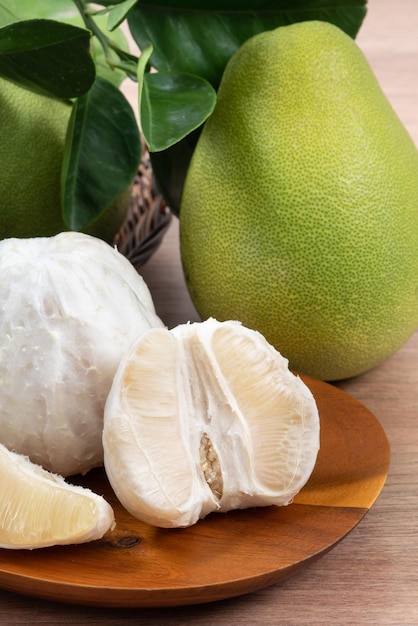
[
  {"x1": 72, "y1": 0, "x2": 110, "y2": 54},
  {"x1": 71, "y1": 0, "x2": 138, "y2": 80}
]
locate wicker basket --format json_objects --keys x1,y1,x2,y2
[{"x1": 113, "y1": 144, "x2": 172, "y2": 270}]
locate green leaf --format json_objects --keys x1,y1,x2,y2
[
  {"x1": 107, "y1": 0, "x2": 138, "y2": 31},
  {"x1": 0, "y1": 0, "x2": 79, "y2": 22},
  {"x1": 140, "y1": 71, "x2": 217, "y2": 152},
  {"x1": 0, "y1": 1, "x2": 131, "y2": 88},
  {"x1": 62, "y1": 76, "x2": 141, "y2": 231},
  {"x1": 94, "y1": 0, "x2": 128, "y2": 5},
  {"x1": 0, "y1": 4, "x2": 18, "y2": 26},
  {"x1": 0, "y1": 19, "x2": 95, "y2": 98},
  {"x1": 136, "y1": 41, "x2": 153, "y2": 96},
  {"x1": 128, "y1": 0, "x2": 367, "y2": 88}
]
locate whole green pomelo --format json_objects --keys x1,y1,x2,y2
[
  {"x1": 0, "y1": 77, "x2": 130, "y2": 243},
  {"x1": 180, "y1": 20, "x2": 418, "y2": 381}
]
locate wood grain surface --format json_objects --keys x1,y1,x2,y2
[
  {"x1": 1, "y1": 0, "x2": 417, "y2": 623},
  {"x1": 0, "y1": 377, "x2": 389, "y2": 609}
]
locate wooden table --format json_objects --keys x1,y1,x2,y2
[{"x1": 1, "y1": 1, "x2": 417, "y2": 623}]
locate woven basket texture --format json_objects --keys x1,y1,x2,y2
[{"x1": 113, "y1": 145, "x2": 172, "y2": 270}]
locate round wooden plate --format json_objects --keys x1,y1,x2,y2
[{"x1": 0, "y1": 376, "x2": 389, "y2": 608}]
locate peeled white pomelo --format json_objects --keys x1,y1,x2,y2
[
  {"x1": 103, "y1": 318, "x2": 320, "y2": 528},
  {"x1": 0, "y1": 231, "x2": 163, "y2": 476}
]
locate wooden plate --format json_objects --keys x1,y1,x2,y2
[{"x1": 0, "y1": 376, "x2": 389, "y2": 608}]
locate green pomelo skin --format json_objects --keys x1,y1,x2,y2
[
  {"x1": 180, "y1": 20, "x2": 418, "y2": 381},
  {"x1": 0, "y1": 77, "x2": 129, "y2": 243}
]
